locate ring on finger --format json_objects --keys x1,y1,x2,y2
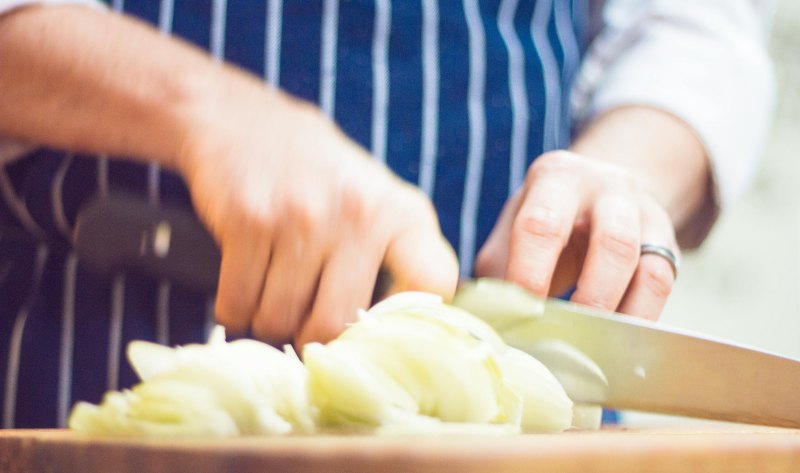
[{"x1": 640, "y1": 243, "x2": 679, "y2": 280}]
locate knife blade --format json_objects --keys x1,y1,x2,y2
[{"x1": 453, "y1": 279, "x2": 800, "y2": 429}]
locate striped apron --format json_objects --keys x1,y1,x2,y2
[{"x1": 0, "y1": 0, "x2": 587, "y2": 428}]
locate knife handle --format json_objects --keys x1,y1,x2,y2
[
  {"x1": 73, "y1": 194, "x2": 221, "y2": 293},
  {"x1": 73, "y1": 194, "x2": 392, "y2": 302}
]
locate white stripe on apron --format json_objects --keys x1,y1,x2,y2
[
  {"x1": 0, "y1": 168, "x2": 47, "y2": 241},
  {"x1": 51, "y1": 154, "x2": 74, "y2": 239},
  {"x1": 57, "y1": 252, "x2": 78, "y2": 428},
  {"x1": 554, "y1": 0, "x2": 580, "y2": 146},
  {"x1": 498, "y1": 0, "x2": 531, "y2": 194},
  {"x1": 211, "y1": 0, "x2": 228, "y2": 63},
  {"x1": 3, "y1": 245, "x2": 48, "y2": 428},
  {"x1": 107, "y1": 274, "x2": 126, "y2": 392},
  {"x1": 531, "y1": 0, "x2": 560, "y2": 151},
  {"x1": 418, "y1": 0, "x2": 440, "y2": 198},
  {"x1": 53, "y1": 151, "x2": 76, "y2": 427},
  {"x1": 158, "y1": 0, "x2": 175, "y2": 35},
  {"x1": 459, "y1": 0, "x2": 488, "y2": 276},
  {"x1": 320, "y1": 0, "x2": 340, "y2": 117},
  {"x1": 265, "y1": 0, "x2": 284, "y2": 86},
  {"x1": 370, "y1": 0, "x2": 391, "y2": 164}
]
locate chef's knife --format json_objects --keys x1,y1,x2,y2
[
  {"x1": 453, "y1": 279, "x2": 800, "y2": 429},
  {"x1": 73, "y1": 195, "x2": 800, "y2": 428}
]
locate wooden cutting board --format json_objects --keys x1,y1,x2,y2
[{"x1": 2, "y1": 427, "x2": 800, "y2": 473}]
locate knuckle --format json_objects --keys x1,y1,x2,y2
[
  {"x1": 395, "y1": 186, "x2": 440, "y2": 227},
  {"x1": 638, "y1": 260, "x2": 675, "y2": 300},
  {"x1": 612, "y1": 171, "x2": 640, "y2": 194},
  {"x1": 252, "y1": 307, "x2": 295, "y2": 345},
  {"x1": 535, "y1": 149, "x2": 576, "y2": 167},
  {"x1": 594, "y1": 228, "x2": 639, "y2": 262},
  {"x1": 513, "y1": 208, "x2": 567, "y2": 247},
  {"x1": 405, "y1": 186, "x2": 434, "y2": 212},
  {"x1": 525, "y1": 150, "x2": 576, "y2": 181},
  {"x1": 338, "y1": 178, "x2": 373, "y2": 223},
  {"x1": 284, "y1": 196, "x2": 324, "y2": 233},
  {"x1": 223, "y1": 198, "x2": 276, "y2": 238},
  {"x1": 243, "y1": 211, "x2": 276, "y2": 234}
]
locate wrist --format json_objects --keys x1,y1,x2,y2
[
  {"x1": 169, "y1": 65, "x2": 267, "y2": 174},
  {"x1": 172, "y1": 66, "x2": 328, "y2": 178},
  {"x1": 569, "y1": 106, "x2": 710, "y2": 228}
]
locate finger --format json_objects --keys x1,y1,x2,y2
[
  {"x1": 548, "y1": 230, "x2": 589, "y2": 297},
  {"x1": 251, "y1": 233, "x2": 324, "y2": 345},
  {"x1": 379, "y1": 193, "x2": 459, "y2": 300},
  {"x1": 570, "y1": 193, "x2": 641, "y2": 311},
  {"x1": 475, "y1": 190, "x2": 523, "y2": 278},
  {"x1": 383, "y1": 230, "x2": 459, "y2": 299},
  {"x1": 505, "y1": 177, "x2": 580, "y2": 297},
  {"x1": 295, "y1": 238, "x2": 385, "y2": 347},
  {"x1": 215, "y1": 227, "x2": 271, "y2": 334},
  {"x1": 617, "y1": 203, "x2": 678, "y2": 320}
]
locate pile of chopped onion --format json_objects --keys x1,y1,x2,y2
[{"x1": 69, "y1": 290, "x2": 582, "y2": 437}]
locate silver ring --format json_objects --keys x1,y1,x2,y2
[{"x1": 640, "y1": 244, "x2": 679, "y2": 279}]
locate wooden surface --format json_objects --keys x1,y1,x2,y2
[{"x1": 2, "y1": 427, "x2": 800, "y2": 473}]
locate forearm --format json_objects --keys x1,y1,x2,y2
[
  {"x1": 572, "y1": 0, "x2": 774, "y2": 248},
  {"x1": 0, "y1": 4, "x2": 262, "y2": 169},
  {"x1": 570, "y1": 106, "x2": 712, "y2": 247}
]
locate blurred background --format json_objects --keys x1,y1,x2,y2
[
  {"x1": 662, "y1": 0, "x2": 799, "y2": 360},
  {"x1": 624, "y1": 0, "x2": 799, "y2": 425}
]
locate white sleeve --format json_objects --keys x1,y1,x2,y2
[
  {"x1": 573, "y1": 0, "x2": 776, "y2": 212},
  {"x1": 0, "y1": 0, "x2": 105, "y2": 163}
]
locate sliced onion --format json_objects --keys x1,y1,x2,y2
[
  {"x1": 70, "y1": 290, "x2": 577, "y2": 437},
  {"x1": 453, "y1": 279, "x2": 607, "y2": 430},
  {"x1": 71, "y1": 327, "x2": 313, "y2": 436},
  {"x1": 452, "y1": 279, "x2": 545, "y2": 332},
  {"x1": 498, "y1": 347, "x2": 573, "y2": 432}
]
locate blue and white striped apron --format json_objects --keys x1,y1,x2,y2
[{"x1": 0, "y1": 0, "x2": 587, "y2": 428}]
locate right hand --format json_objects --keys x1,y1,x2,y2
[{"x1": 176, "y1": 81, "x2": 458, "y2": 347}]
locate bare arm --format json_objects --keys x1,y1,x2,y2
[
  {"x1": 0, "y1": 5, "x2": 458, "y2": 345},
  {"x1": 0, "y1": 5, "x2": 213, "y2": 166},
  {"x1": 571, "y1": 106, "x2": 712, "y2": 246}
]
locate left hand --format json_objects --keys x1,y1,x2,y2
[{"x1": 475, "y1": 150, "x2": 679, "y2": 320}]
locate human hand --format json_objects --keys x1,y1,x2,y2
[
  {"x1": 474, "y1": 151, "x2": 679, "y2": 320},
  {"x1": 176, "y1": 83, "x2": 458, "y2": 346}
]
